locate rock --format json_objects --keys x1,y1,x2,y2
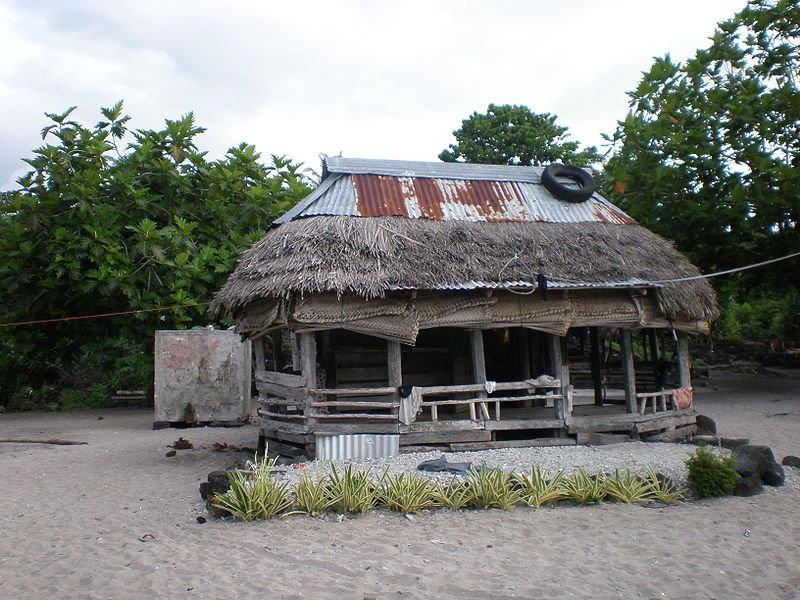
[
  {"x1": 691, "y1": 434, "x2": 720, "y2": 446},
  {"x1": 720, "y1": 437, "x2": 750, "y2": 450},
  {"x1": 200, "y1": 470, "x2": 231, "y2": 501},
  {"x1": 695, "y1": 415, "x2": 717, "y2": 435},
  {"x1": 732, "y1": 445, "x2": 785, "y2": 487},
  {"x1": 733, "y1": 474, "x2": 763, "y2": 497},
  {"x1": 781, "y1": 455, "x2": 800, "y2": 468}
]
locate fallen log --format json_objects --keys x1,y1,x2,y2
[{"x1": 0, "y1": 438, "x2": 88, "y2": 445}]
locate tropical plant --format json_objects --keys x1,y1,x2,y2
[
  {"x1": 293, "y1": 472, "x2": 335, "y2": 516},
  {"x1": 466, "y1": 466, "x2": 521, "y2": 510},
  {"x1": 431, "y1": 478, "x2": 474, "y2": 510},
  {"x1": 211, "y1": 455, "x2": 292, "y2": 521},
  {"x1": 604, "y1": 469, "x2": 651, "y2": 504},
  {"x1": 563, "y1": 469, "x2": 608, "y2": 505},
  {"x1": 642, "y1": 467, "x2": 686, "y2": 504},
  {"x1": 378, "y1": 472, "x2": 435, "y2": 514},
  {"x1": 327, "y1": 465, "x2": 378, "y2": 514},
  {"x1": 686, "y1": 447, "x2": 739, "y2": 498},
  {"x1": 511, "y1": 466, "x2": 567, "y2": 508}
]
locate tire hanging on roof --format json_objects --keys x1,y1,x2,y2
[{"x1": 541, "y1": 164, "x2": 595, "y2": 203}]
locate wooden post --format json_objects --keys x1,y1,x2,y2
[
  {"x1": 469, "y1": 330, "x2": 490, "y2": 421},
  {"x1": 648, "y1": 329, "x2": 662, "y2": 389},
  {"x1": 515, "y1": 329, "x2": 533, "y2": 408},
  {"x1": 291, "y1": 333, "x2": 301, "y2": 372},
  {"x1": 620, "y1": 329, "x2": 637, "y2": 414},
  {"x1": 590, "y1": 327, "x2": 603, "y2": 407},
  {"x1": 253, "y1": 337, "x2": 265, "y2": 373},
  {"x1": 547, "y1": 334, "x2": 566, "y2": 421},
  {"x1": 676, "y1": 330, "x2": 691, "y2": 388},
  {"x1": 387, "y1": 340, "x2": 402, "y2": 418},
  {"x1": 300, "y1": 332, "x2": 317, "y2": 428},
  {"x1": 270, "y1": 330, "x2": 282, "y2": 371}
]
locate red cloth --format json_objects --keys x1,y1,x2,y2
[{"x1": 673, "y1": 386, "x2": 693, "y2": 410}]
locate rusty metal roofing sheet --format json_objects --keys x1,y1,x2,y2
[
  {"x1": 389, "y1": 278, "x2": 656, "y2": 292},
  {"x1": 277, "y1": 158, "x2": 636, "y2": 225}
]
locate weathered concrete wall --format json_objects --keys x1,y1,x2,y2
[{"x1": 154, "y1": 329, "x2": 252, "y2": 424}]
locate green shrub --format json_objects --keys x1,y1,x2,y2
[
  {"x1": 212, "y1": 455, "x2": 292, "y2": 520},
  {"x1": 511, "y1": 466, "x2": 566, "y2": 508},
  {"x1": 59, "y1": 384, "x2": 109, "y2": 411},
  {"x1": 378, "y1": 472, "x2": 435, "y2": 514},
  {"x1": 686, "y1": 447, "x2": 739, "y2": 498}
]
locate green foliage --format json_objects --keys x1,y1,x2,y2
[
  {"x1": 327, "y1": 465, "x2": 378, "y2": 514},
  {"x1": 714, "y1": 288, "x2": 800, "y2": 341},
  {"x1": 431, "y1": 478, "x2": 474, "y2": 510},
  {"x1": 686, "y1": 447, "x2": 739, "y2": 498},
  {"x1": 0, "y1": 102, "x2": 312, "y2": 407},
  {"x1": 563, "y1": 469, "x2": 608, "y2": 504},
  {"x1": 605, "y1": 0, "x2": 800, "y2": 337},
  {"x1": 510, "y1": 466, "x2": 567, "y2": 508},
  {"x1": 604, "y1": 469, "x2": 651, "y2": 503},
  {"x1": 439, "y1": 103, "x2": 601, "y2": 167},
  {"x1": 465, "y1": 466, "x2": 521, "y2": 510},
  {"x1": 378, "y1": 472, "x2": 435, "y2": 514},
  {"x1": 293, "y1": 472, "x2": 336, "y2": 516},
  {"x1": 212, "y1": 455, "x2": 293, "y2": 521},
  {"x1": 642, "y1": 467, "x2": 685, "y2": 505},
  {"x1": 59, "y1": 384, "x2": 108, "y2": 411}
]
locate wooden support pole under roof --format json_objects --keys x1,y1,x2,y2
[
  {"x1": 253, "y1": 337, "x2": 265, "y2": 373},
  {"x1": 300, "y1": 332, "x2": 318, "y2": 428},
  {"x1": 387, "y1": 340, "x2": 402, "y2": 418},
  {"x1": 648, "y1": 329, "x2": 662, "y2": 389},
  {"x1": 547, "y1": 334, "x2": 570, "y2": 423},
  {"x1": 469, "y1": 329, "x2": 488, "y2": 421},
  {"x1": 676, "y1": 330, "x2": 691, "y2": 388},
  {"x1": 590, "y1": 326, "x2": 603, "y2": 407},
  {"x1": 620, "y1": 329, "x2": 637, "y2": 414},
  {"x1": 270, "y1": 330, "x2": 282, "y2": 371}
]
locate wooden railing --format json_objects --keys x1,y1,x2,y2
[
  {"x1": 635, "y1": 389, "x2": 675, "y2": 415},
  {"x1": 413, "y1": 380, "x2": 562, "y2": 422}
]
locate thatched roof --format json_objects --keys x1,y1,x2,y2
[{"x1": 210, "y1": 158, "x2": 718, "y2": 329}]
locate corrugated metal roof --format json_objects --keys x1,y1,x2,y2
[
  {"x1": 276, "y1": 157, "x2": 635, "y2": 225},
  {"x1": 388, "y1": 278, "x2": 657, "y2": 292}
]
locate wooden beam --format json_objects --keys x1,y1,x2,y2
[
  {"x1": 253, "y1": 337, "x2": 265, "y2": 373},
  {"x1": 450, "y1": 438, "x2": 577, "y2": 451},
  {"x1": 590, "y1": 327, "x2": 603, "y2": 407},
  {"x1": 469, "y1": 329, "x2": 489, "y2": 421},
  {"x1": 387, "y1": 340, "x2": 402, "y2": 418},
  {"x1": 255, "y1": 370, "x2": 306, "y2": 387},
  {"x1": 676, "y1": 330, "x2": 691, "y2": 388},
  {"x1": 547, "y1": 334, "x2": 567, "y2": 421},
  {"x1": 619, "y1": 329, "x2": 637, "y2": 414},
  {"x1": 300, "y1": 332, "x2": 317, "y2": 427},
  {"x1": 270, "y1": 330, "x2": 282, "y2": 372}
]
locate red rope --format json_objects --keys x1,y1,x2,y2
[{"x1": 0, "y1": 302, "x2": 210, "y2": 327}]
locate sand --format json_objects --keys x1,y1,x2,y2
[{"x1": 1, "y1": 370, "x2": 799, "y2": 600}]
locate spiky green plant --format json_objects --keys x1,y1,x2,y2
[
  {"x1": 466, "y1": 466, "x2": 521, "y2": 510},
  {"x1": 211, "y1": 455, "x2": 292, "y2": 521},
  {"x1": 511, "y1": 466, "x2": 567, "y2": 508},
  {"x1": 327, "y1": 464, "x2": 377, "y2": 514},
  {"x1": 604, "y1": 469, "x2": 650, "y2": 503},
  {"x1": 432, "y1": 478, "x2": 474, "y2": 510},
  {"x1": 378, "y1": 472, "x2": 435, "y2": 514},
  {"x1": 563, "y1": 469, "x2": 608, "y2": 505},
  {"x1": 293, "y1": 472, "x2": 336, "y2": 516},
  {"x1": 642, "y1": 467, "x2": 685, "y2": 504}
]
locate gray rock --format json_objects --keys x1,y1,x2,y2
[
  {"x1": 200, "y1": 470, "x2": 231, "y2": 500},
  {"x1": 732, "y1": 445, "x2": 785, "y2": 487},
  {"x1": 695, "y1": 414, "x2": 717, "y2": 435},
  {"x1": 720, "y1": 437, "x2": 750, "y2": 450},
  {"x1": 781, "y1": 455, "x2": 800, "y2": 469},
  {"x1": 733, "y1": 474, "x2": 763, "y2": 497}
]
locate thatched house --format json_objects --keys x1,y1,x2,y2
[{"x1": 211, "y1": 157, "x2": 717, "y2": 458}]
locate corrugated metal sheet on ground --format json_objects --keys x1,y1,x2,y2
[{"x1": 315, "y1": 434, "x2": 400, "y2": 460}]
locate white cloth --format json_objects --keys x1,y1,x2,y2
[
  {"x1": 399, "y1": 386, "x2": 424, "y2": 425},
  {"x1": 484, "y1": 380, "x2": 497, "y2": 394}
]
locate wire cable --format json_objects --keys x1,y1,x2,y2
[{"x1": 0, "y1": 301, "x2": 210, "y2": 328}]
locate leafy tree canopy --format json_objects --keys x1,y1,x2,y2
[
  {"x1": 439, "y1": 103, "x2": 601, "y2": 167},
  {"x1": 0, "y1": 102, "x2": 312, "y2": 406},
  {"x1": 604, "y1": 0, "x2": 799, "y2": 302}
]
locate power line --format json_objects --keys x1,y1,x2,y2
[
  {"x1": 650, "y1": 250, "x2": 800, "y2": 284},
  {"x1": 0, "y1": 301, "x2": 210, "y2": 328}
]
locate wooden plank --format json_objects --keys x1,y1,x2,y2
[
  {"x1": 414, "y1": 380, "x2": 560, "y2": 396},
  {"x1": 310, "y1": 387, "x2": 397, "y2": 396},
  {"x1": 450, "y1": 438, "x2": 577, "y2": 451},
  {"x1": 676, "y1": 331, "x2": 691, "y2": 388},
  {"x1": 620, "y1": 329, "x2": 637, "y2": 414},
  {"x1": 256, "y1": 381, "x2": 307, "y2": 401},
  {"x1": 258, "y1": 397, "x2": 303, "y2": 407},
  {"x1": 313, "y1": 413, "x2": 397, "y2": 421},
  {"x1": 402, "y1": 420, "x2": 486, "y2": 433},
  {"x1": 253, "y1": 337, "x2": 265, "y2": 372},
  {"x1": 315, "y1": 423, "x2": 400, "y2": 435},
  {"x1": 400, "y1": 430, "x2": 492, "y2": 445},
  {"x1": 634, "y1": 414, "x2": 696, "y2": 434},
  {"x1": 255, "y1": 370, "x2": 306, "y2": 388},
  {"x1": 422, "y1": 394, "x2": 561, "y2": 406},
  {"x1": 263, "y1": 439, "x2": 307, "y2": 457},
  {"x1": 259, "y1": 426, "x2": 310, "y2": 444},
  {"x1": 309, "y1": 401, "x2": 400, "y2": 409},
  {"x1": 291, "y1": 333, "x2": 301, "y2": 371},
  {"x1": 485, "y1": 419, "x2": 563, "y2": 431},
  {"x1": 643, "y1": 424, "x2": 697, "y2": 442},
  {"x1": 335, "y1": 366, "x2": 388, "y2": 381},
  {"x1": 260, "y1": 410, "x2": 306, "y2": 420}
]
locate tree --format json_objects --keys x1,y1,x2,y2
[
  {"x1": 604, "y1": 0, "x2": 799, "y2": 339},
  {"x1": 439, "y1": 103, "x2": 601, "y2": 167},
  {"x1": 0, "y1": 102, "x2": 312, "y2": 408}
]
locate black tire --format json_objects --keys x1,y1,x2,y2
[{"x1": 541, "y1": 164, "x2": 595, "y2": 203}]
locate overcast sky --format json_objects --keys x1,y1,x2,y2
[{"x1": 1, "y1": 0, "x2": 745, "y2": 189}]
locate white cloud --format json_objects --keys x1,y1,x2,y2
[{"x1": 1, "y1": 0, "x2": 745, "y2": 189}]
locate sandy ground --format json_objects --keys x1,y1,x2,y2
[{"x1": 1, "y1": 371, "x2": 799, "y2": 600}]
